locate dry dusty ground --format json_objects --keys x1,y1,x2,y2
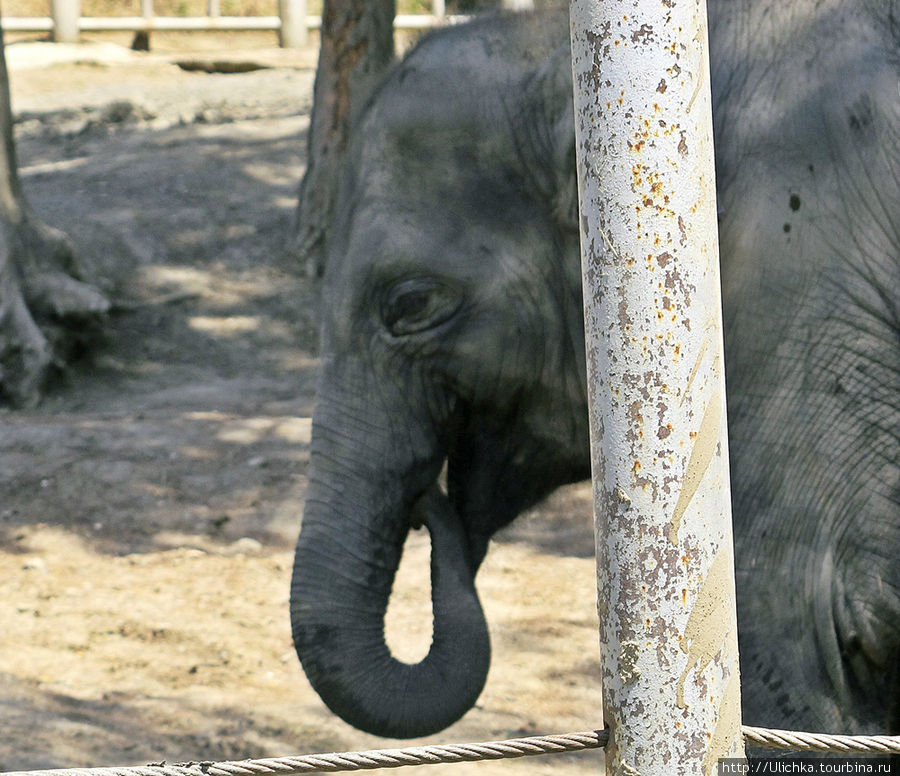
[{"x1": 0, "y1": 34, "x2": 604, "y2": 775}]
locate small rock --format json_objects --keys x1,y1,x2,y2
[
  {"x1": 247, "y1": 455, "x2": 268, "y2": 468},
  {"x1": 211, "y1": 514, "x2": 231, "y2": 531},
  {"x1": 100, "y1": 99, "x2": 136, "y2": 124},
  {"x1": 131, "y1": 30, "x2": 150, "y2": 51},
  {"x1": 229, "y1": 537, "x2": 263, "y2": 555},
  {"x1": 23, "y1": 557, "x2": 47, "y2": 572}
]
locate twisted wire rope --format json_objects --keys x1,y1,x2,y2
[
  {"x1": 6, "y1": 726, "x2": 900, "y2": 776},
  {"x1": 741, "y1": 726, "x2": 900, "y2": 755}
]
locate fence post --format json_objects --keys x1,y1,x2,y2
[
  {"x1": 208, "y1": 0, "x2": 221, "y2": 18},
  {"x1": 50, "y1": 0, "x2": 80, "y2": 43},
  {"x1": 569, "y1": 0, "x2": 745, "y2": 773},
  {"x1": 278, "y1": 0, "x2": 308, "y2": 48},
  {"x1": 433, "y1": 0, "x2": 446, "y2": 20}
]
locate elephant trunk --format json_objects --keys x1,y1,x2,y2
[{"x1": 291, "y1": 423, "x2": 490, "y2": 738}]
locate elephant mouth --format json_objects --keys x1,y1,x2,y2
[
  {"x1": 412, "y1": 463, "x2": 492, "y2": 574},
  {"x1": 410, "y1": 481, "x2": 481, "y2": 569}
]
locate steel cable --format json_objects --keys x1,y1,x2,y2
[{"x1": 6, "y1": 726, "x2": 900, "y2": 776}]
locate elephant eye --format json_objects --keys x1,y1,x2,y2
[{"x1": 382, "y1": 278, "x2": 462, "y2": 336}]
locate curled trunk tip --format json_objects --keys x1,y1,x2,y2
[{"x1": 291, "y1": 485, "x2": 491, "y2": 738}]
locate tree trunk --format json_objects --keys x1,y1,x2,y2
[
  {"x1": 294, "y1": 0, "x2": 396, "y2": 277},
  {"x1": 0, "y1": 14, "x2": 108, "y2": 406}
]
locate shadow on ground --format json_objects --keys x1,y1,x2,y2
[
  {"x1": 0, "y1": 673, "x2": 337, "y2": 770},
  {"x1": 3, "y1": 74, "x2": 321, "y2": 556}
]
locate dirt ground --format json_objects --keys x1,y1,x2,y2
[{"x1": 0, "y1": 34, "x2": 604, "y2": 775}]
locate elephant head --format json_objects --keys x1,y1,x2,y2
[{"x1": 289, "y1": 13, "x2": 590, "y2": 738}]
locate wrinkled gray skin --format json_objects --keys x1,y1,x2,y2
[{"x1": 291, "y1": 1, "x2": 899, "y2": 740}]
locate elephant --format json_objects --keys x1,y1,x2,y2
[{"x1": 290, "y1": 1, "x2": 900, "y2": 741}]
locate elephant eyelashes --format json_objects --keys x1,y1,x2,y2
[{"x1": 382, "y1": 278, "x2": 462, "y2": 336}]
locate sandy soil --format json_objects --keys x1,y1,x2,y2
[{"x1": 0, "y1": 36, "x2": 604, "y2": 775}]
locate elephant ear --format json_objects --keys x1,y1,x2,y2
[{"x1": 513, "y1": 43, "x2": 579, "y2": 234}]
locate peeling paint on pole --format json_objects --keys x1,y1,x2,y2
[{"x1": 568, "y1": 1, "x2": 745, "y2": 773}]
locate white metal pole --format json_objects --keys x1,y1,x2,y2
[
  {"x1": 141, "y1": 0, "x2": 154, "y2": 21},
  {"x1": 569, "y1": 1, "x2": 745, "y2": 773},
  {"x1": 433, "y1": 0, "x2": 446, "y2": 21},
  {"x1": 278, "y1": 0, "x2": 308, "y2": 48},
  {"x1": 208, "y1": 0, "x2": 221, "y2": 18},
  {"x1": 50, "y1": 0, "x2": 80, "y2": 43}
]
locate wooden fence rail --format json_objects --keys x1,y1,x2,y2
[{"x1": 0, "y1": 0, "x2": 485, "y2": 48}]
